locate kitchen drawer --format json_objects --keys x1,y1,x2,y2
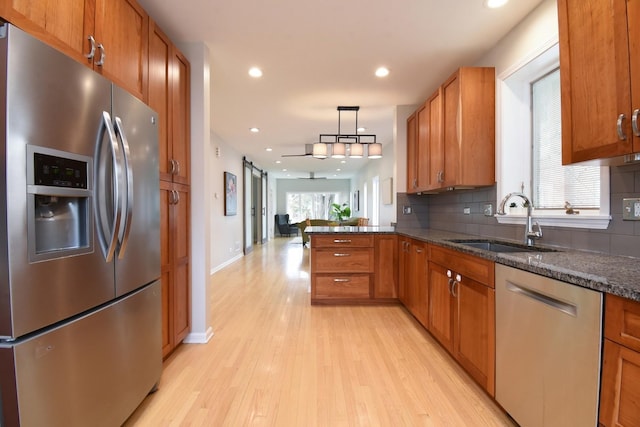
[
  {"x1": 313, "y1": 274, "x2": 370, "y2": 299},
  {"x1": 312, "y1": 234, "x2": 374, "y2": 248},
  {"x1": 428, "y1": 244, "x2": 494, "y2": 288},
  {"x1": 312, "y1": 248, "x2": 373, "y2": 273},
  {"x1": 605, "y1": 294, "x2": 640, "y2": 352}
]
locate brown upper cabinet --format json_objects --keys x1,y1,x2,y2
[
  {"x1": 406, "y1": 67, "x2": 495, "y2": 193},
  {"x1": 148, "y1": 20, "x2": 191, "y2": 185},
  {"x1": 558, "y1": 0, "x2": 640, "y2": 164},
  {"x1": 0, "y1": 0, "x2": 149, "y2": 101}
]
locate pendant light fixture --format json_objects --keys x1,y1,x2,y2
[
  {"x1": 367, "y1": 142, "x2": 382, "y2": 159},
  {"x1": 311, "y1": 106, "x2": 382, "y2": 159}
]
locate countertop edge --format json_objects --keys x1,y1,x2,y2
[{"x1": 308, "y1": 226, "x2": 640, "y2": 302}]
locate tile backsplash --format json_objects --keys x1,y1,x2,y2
[{"x1": 396, "y1": 163, "x2": 640, "y2": 258}]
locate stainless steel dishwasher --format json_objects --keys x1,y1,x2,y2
[{"x1": 495, "y1": 264, "x2": 602, "y2": 427}]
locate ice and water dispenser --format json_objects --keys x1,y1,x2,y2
[{"x1": 27, "y1": 146, "x2": 93, "y2": 262}]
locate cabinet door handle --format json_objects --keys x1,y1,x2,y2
[
  {"x1": 448, "y1": 278, "x2": 454, "y2": 295},
  {"x1": 415, "y1": 247, "x2": 423, "y2": 253},
  {"x1": 333, "y1": 278, "x2": 350, "y2": 282},
  {"x1": 413, "y1": 178, "x2": 417, "y2": 189},
  {"x1": 633, "y1": 109, "x2": 640, "y2": 137},
  {"x1": 451, "y1": 280, "x2": 458, "y2": 298},
  {"x1": 95, "y1": 43, "x2": 106, "y2": 67},
  {"x1": 85, "y1": 35, "x2": 96, "y2": 59},
  {"x1": 333, "y1": 239, "x2": 352, "y2": 243},
  {"x1": 333, "y1": 253, "x2": 351, "y2": 257},
  {"x1": 617, "y1": 113, "x2": 627, "y2": 141},
  {"x1": 437, "y1": 170, "x2": 444, "y2": 183}
]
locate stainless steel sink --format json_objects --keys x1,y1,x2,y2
[{"x1": 448, "y1": 239, "x2": 557, "y2": 253}]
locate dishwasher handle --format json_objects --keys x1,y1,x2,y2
[{"x1": 506, "y1": 281, "x2": 577, "y2": 317}]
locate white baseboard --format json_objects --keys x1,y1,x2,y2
[
  {"x1": 183, "y1": 326, "x2": 214, "y2": 344},
  {"x1": 210, "y1": 253, "x2": 244, "y2": 275}
]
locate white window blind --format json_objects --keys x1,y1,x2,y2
[{"x1": 532, "y1": 69, "x2": 600, "y2": 209}]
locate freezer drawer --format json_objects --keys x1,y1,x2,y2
[{"x1": 0, "y1": 281, "x2": 162, "y2": 427}]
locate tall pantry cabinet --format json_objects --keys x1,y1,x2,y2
[{"x1": 149, "y1": 21, "x2": 192, "y2": 358}]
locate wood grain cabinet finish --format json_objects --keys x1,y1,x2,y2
[
  {"x1": 427, "y1": 244, "x2": 495, "y2": 396},
  {"x1": 310, "y1": 234, "x2": 398, "y2": 304},
  {"x1": 374, "y1": 234, "x2": 398, "y2": 299},
  {"x1": 405, "y1": 67, "x2": 495, "y2": 193},
  {"x1": 558, "y1": 0, "x2": 640, "y2": 163},
  {"x1": 150, "y1": 21, "x2": 191, "y2": 358},
  {"x1": 1, "y1": 0, "x2": 149, "y2": 101},
  {"x1": 160, "y1": 182, "x2": 191, "y2": 358},
  {"x1": 600, "y1": 294, "x2": 640, "y2": 426},
  {"x1": 397, "y1": 238, "x2": 428, "y2": 328},
  {"x1": 149, "y1": 19, "x2": 191, "y2": 185}
]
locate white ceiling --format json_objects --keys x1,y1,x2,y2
[{"x1": 138, "y1": 0, "x2": 545, "y2": 179}]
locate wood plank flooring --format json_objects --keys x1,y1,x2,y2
[{"x1": 125, "y1": 237, "x2": 516, "y2": 426}]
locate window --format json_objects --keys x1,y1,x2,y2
[
  {"x1": 285, "y1": 192, "x2": 344, "y2": 222},
  {"x1": 497, "y1": 43, "x2": 610, "y2": 229},
  {"x1": 532, "y1": 69, "x2": 600, "y2": 211}
]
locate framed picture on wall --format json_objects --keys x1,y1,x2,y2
[
  {"x1": 353, "y1": 190, "x2": 360, "y2": 211},
  {"x1": 224, "y1": 171, "x2": 237, "y2": 216}
]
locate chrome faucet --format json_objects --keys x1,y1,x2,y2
[{"x1": 496, "y1": 192, "x2": 543, "y2": 246}]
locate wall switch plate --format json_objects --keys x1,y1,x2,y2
[
  {"x1": 463, "y1": 207, "x2": 471, "y2": 215},
  {"x1": 623, "y1": 198, "x2": 640, "y2": 220},
  {"x1": 484, "y1": 204, "x2": 493, "y2": 216},
  {"x1": 403, "y1": 205, "x2": 412, "y2": 215}
]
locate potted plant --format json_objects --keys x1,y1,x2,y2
[{"x1": 330, "y1": 203, "x2": 351, "y2": 222}]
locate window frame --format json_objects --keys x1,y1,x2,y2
[{"x1": 495, "y1": 40, "x2": 611, "y2": 230}]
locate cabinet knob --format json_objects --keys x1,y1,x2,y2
[{"x1": 446, "y1": 269, "x2": 452, "y2": 278}]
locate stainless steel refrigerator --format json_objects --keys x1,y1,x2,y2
[{"x1": 0, "y1": 24, "x2": 162, "y2": 426}]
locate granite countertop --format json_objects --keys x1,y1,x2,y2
[{"x1": 307, "y1": 226, "x2": 640, "y2": 302}]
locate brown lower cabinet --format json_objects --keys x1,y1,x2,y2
[
  {"x1": 600, "y1": 294, "x2": 640, "y2": 426},
  {"x1": 160, "y1": 181, "x2": 191, "y2": 358},
  {"x1": 427, "y1": 244, "x2": 495, "y2": 396}
]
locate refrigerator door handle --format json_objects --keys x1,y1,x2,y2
[
  {"x1": 95, "y1": 111, "x2": 122, "y2": 262},
  {"x1": 114, "y1": 116, "x2": 134, "y2": 258}
]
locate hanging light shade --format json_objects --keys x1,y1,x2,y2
[
  {"x1": 332, "y1": 143, "x2": 346, "y2": 158},
  {"x1": 367, "y1": 142, "x2": 382, "y2": 159},
  {"x1": 349, "y1": 143, "x2": 364, "y2": 158},
  {"x1": 312, "y1": 143, "x2": 328, "y2": 158}
]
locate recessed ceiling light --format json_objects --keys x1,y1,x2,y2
[
  {"x1": 265, "y1": 147, "x2": 272, "y2": 152},
  {"x1": 336, "y1": 168, "x2": 341, "y2": 171},
  {"x1": 250, "y1": 127, "x2": 260, "y2": 133},
  {"x1": 276, "y1": 160, "x2": 281, "y2": 164},
  {"x1": 357, "y1": 127, "x2": 366, "y2": 132},
  {"x1": 248, "y1": 67, "x2": 263, "y2": 78},
  {"x1": 282, "y1": 169, "x2": 287, "y2": 172},
  {"x1": 341, "y1": 160, "x2": 346, "y2": 164},
  {"x1": 375, "y1": 67, "x2": 390, "y2": 78},
  {"x1": 484, "y1": 0, "x2": 508, "y2": 8}
]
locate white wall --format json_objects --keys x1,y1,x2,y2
[
  {"x1": 209, "y1": 136, "x2": 245, "y2": 272},
  {"x1": 179, "y1": 41, "x2": 213, "y2": 344},
  {"x1": 351, "y1": 143, "x2": 396, "y2": 226}
]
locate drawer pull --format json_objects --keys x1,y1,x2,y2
[
  {"x1": 333, "y1": 278, "x2": 351, "y2": 282},
  {"x1": 333, "y1": 239, "x2": 352, "y2": 243},
  {"x1": 333, "y1": 253, "x2": 351, "y2": 257}
]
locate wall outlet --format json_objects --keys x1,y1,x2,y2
[
  {"x1": 463, "y1": 207, "x2": 471, "y2": 215},
  {"x1": 403, "y1": 205, "x2": 412, "y2": 215},
  {"x1": 484, "y1": 204, "x2": 493, "y2": 216},
  {"x1": 623, "y1": 198, "x2": 640, "y2": 220}
]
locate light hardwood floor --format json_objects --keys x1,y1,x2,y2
[{"x1": 125, "y1": 237, "x2": 516, "y2": 426}]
